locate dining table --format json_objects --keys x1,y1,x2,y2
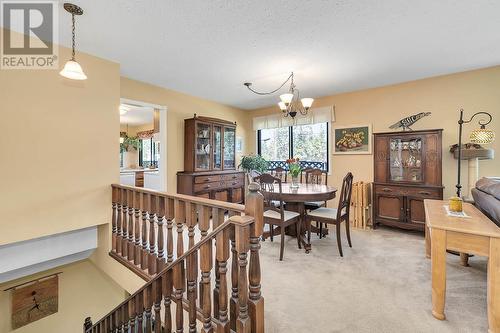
[{"x1": 261, "y1": 183, "x2": 338, "y2": 252}]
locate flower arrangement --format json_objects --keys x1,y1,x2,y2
[{"x1": 286, "y1": 157, "x2": 302, "y2": 178}]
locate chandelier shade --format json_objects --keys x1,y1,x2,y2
[{"x1": 301, "y1": 98, "x2": 314, "y2": 109}]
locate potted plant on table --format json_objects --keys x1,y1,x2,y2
[
  {"x1": 238, "y1": 154, "x2": 269, "y2": 189},
  {"x1": 286, "y1": 157, "x2": 302, "y2": 188}
]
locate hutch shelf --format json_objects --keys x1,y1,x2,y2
[
  {"x1": 373, "y1": 129, "x2": 444, "y2": 231},
  {"x1": 177, "y1": 115, "x2": 244, "y2": 203}
]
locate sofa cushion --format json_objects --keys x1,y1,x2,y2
[{"x1": 475, "y1": 177, "x2": 500, "y2": 200}]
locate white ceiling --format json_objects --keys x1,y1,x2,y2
[
  {"x1": 120, "y1": 104, "x2": 154, "y2": 126},
  {"x1": 57, "y1": 1, "x2": 500, "y2": 108}
]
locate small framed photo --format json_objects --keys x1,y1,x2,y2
[
  {"x1": 333, "y1": 124, "x2": 372, "y2": 155},
  {"x1": 236, "y1": 137, "x2": 244, "y2": 153}
]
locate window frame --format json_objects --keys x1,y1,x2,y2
[
  {"x1": 257, "y1": 122, "x2": 329, "y2": 172},
  {"x1": 139, "y1": 137, "x2": 157, "y2": 167}
]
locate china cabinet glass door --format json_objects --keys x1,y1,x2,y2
[
  {"x1": 213, "y1": 125, "x2": 222, "y2": 170},
  {"x1": 389, "y1": 137, "x2": 423, "y2": 183},
  {"x1": 195, "y1": 122, "x2": 212, "y2": 170},
  {"x1": 223, "y1": 127, "x2": 236, "y2": 169}
]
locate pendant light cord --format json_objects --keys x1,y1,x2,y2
[
  {"x1": 245, "y1": 72, "x2": 294, "y2": 95},
  {"x1": 71, "y1": 13, "x2": 76, "y2": 60}
]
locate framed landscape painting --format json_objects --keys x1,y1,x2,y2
[{"x1": 333, "y1": 124, "x2": 372, "y2": 154}]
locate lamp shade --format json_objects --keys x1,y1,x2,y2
[
  {"x1": 279, "y1": 93, "x2": 294, "y2": 105},
  {"x1": 120, "y1": 137, "x2": 125, "y2": 144},
  {"x1": 469, "y1": 127, "x2": 495, "y2": 144},
  {"x1": 59, "y1": 60, "x2": 87, "y2": 80},
  {"x1": 278, "y1": 101, "x2": 287, "y2": 111},
  {"x1": 301, "y1": 98, "x2": 314, "y2": 109}
]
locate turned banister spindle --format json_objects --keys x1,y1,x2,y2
[
  {"x1": 246, "y1": 183, "x2": 265, "y2": 333},
  {"x1": 134, "y1": 190, "x2": 142, "y2": 266},
  {"x1": 122, "y1": 303, "x2": 129, "y2": 333},
  {"x1": 116, "y1": 189, "x2": 123, "y2": 255},
  {"x1": 128, "y1": 189, "x2": 135, "y2": 262},
  {"x1": 83, "y1": 317, "x2": 92, "y2": 333},
  {"x1": 141, "y1": 192, "x2": 150, "y2": 270},
  {"x1": 186, "y1": 251, "x2": 198, "y2": 333},
  {"x1": 235, "y1": 220, "x2": 251, "y2": 333},
  {"x1": 116, "y1": 304, "x2": 123, "y2": 333},
  {"x1": 153, "y1": 279, "x2": 162, "y2": 333},
  {"x1": 186, "y1": 202, "x2": 196, "y2": 249},
  {"x1": 128, "y1": 298, "x2": 136, "y2": 333},
  {"x1": 162, "y1": 270, "x2": 173, "y2": 333},
  {"x1": 174, "y1": 200, "x2": 186, "y2": 259},
  {"x1": 149, "y1": 195, "x2": 158, "y2": 275},
  {"x1": 166, "y1": 198, "x2": 175, "y2": 265},
  {"x1": 230, "y1": 226, "x2": 238, "y2": 331},
  {"x1": 173, "y1": 260, "x2": 186, "y2": 333},
  {"x1": 216, "y1": 210, "x2": 230, "y2": 333},
  {"x1": 198, "y1": 205, "x2": 210, "y2": 307},
  {"x1": 201, "y1": 243, "x2": 213, "y2": 333},
  {"x1": 136, "y1": 292, "x2": 144, "y2": 333},
  {"x1": 157, "y1": 197, "x2": 166, "y2": 266},
  {"x1": 121, "y1": 188, "x2": 129, "y2": 259},
  {"x1": 144, "y1": 284, "x2": 153, "y2": 333},
  {"x1": 112, "y1": 188, "x2": 118, "y2": 253},
  {"x1": 213, "y1": 208, "x2": 225, "y2": 321}
]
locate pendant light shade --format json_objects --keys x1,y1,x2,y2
[
  {"x1": 60, "y1": 3, "x2": 86, "y2": 80},
  {"x1": 278, "y1": 101, "x2": 287, "y2": 111},
  {"x1": 469, "y1": 126, "x2": 495, "y2": 144},
  {"x1": 60, "y1": 60, "x2": 87, "y2": 80}
]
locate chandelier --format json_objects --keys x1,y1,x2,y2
[
  {"x1": 59, "y1": 3, "x2": 87, "y2": 80},
  {"x1": 244, "y1": 72, "x2": 314, "y2": 118}
]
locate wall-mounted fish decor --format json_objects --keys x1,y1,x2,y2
[{"x1": 389, "y1": 112, "x2": 431, "y2": 131}]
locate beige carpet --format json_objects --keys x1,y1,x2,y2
[{"x1": 259, "y1": 226, "x2": 488, "y2": 333}]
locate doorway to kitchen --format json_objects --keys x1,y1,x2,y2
[{"x1": 119, "y1": 98, "x2": 167, "y2": 191}]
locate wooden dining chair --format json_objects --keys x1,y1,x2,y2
[
  {"x1": 271, "y1": 166, "x2": 287, "y2": 183},
  {"x1": 300, "y1": 167, "x2": 313, "y2": 183},
  {"x1": 305, "y1": 172, "x2": 354, "y2": 257},
  {"x1": 255, "y1": 173, "x2": 301, "y2": 260},
  {"x1": 304, "y1": 168, "x2": 329, "y2": 238}
]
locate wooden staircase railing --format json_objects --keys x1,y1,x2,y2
[{"x1": 84, "y1": 183, "x2": 264, "y2": 333}]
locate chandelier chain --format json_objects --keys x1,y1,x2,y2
[
  {"x1": 71, "y1": 13, "x2": 76, "y2": 60},
  {"x1": 245, "y1": 72, "x2": 294, "y2": 95}
]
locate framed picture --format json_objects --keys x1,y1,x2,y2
[
  {"x1": 236, "y1": 137, "x2": 244, "y2": 153},
  {"x1": 333, "y1": 124, "x2": 372, "y2": 154}
]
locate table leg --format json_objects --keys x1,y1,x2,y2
[
  {"x1": 488, "y1": 238, "x2": 500, "y2": 333},
  {"x1": 431, "y1": 228, "x2": 446, "y2": 320},
  {"x1": 425, "y1": 223, "x2": 431, "y2": 259},
  {"x1": 460, "y1": 253, "x2": 470, "y2": 267}
]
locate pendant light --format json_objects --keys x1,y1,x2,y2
[
  {"x1": 244, "y1": 72, "x2": 314, "y2": 118},
  {"x1": 60, "y1": 3, "x2": 87, "y2": 80}
]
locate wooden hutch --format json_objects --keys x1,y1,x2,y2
[
  {"x1": 177, "y1": 115, "x2": 245, "y2": 203},
  {"x1": 373, "y1": 129, "x2": 443, "y2": 231}
]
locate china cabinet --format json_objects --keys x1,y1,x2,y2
[
  {"x1": 373, "y1": 129, "x2": 443, "y2": 231},
  {"x1": 177, "y1": 115, "x2": 244, "y2": 203}
]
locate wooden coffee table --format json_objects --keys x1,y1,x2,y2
[{"x1": 424, "y1": 199, "x2": 500, "y2": 333}]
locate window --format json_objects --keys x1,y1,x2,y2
[
  {"x1": 257, "y1": 122, "x2": 329, "y2": 171},
  {"x1": 139, "y1": 138, "x2": 158, "y2": 168}
]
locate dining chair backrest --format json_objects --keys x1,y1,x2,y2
[
  {"x1": 254, "y1": 173, "x2": 284, "y2": 220},
  {"x1": 336, "y1": 172, "x2": 354, "y2": 223},
  {"x1": 305, "y1": 168, "x2": 328, "y2": 186},
  {"x1": 300, "y1": 167, "x2": 313, "y2": 183},
  {"x1": 272, "y1": 167, "x2": 287, "y2": 183}
]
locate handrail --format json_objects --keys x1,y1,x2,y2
[
  {"x1": 91, "y1": 217, "x2": 244, "y2": 328},
  {"x1": 112, "y1": 183, "x2": 245, "y2": 213},
  {"x1": 86, "y1": 183, "x2": 265, "y2": 333}
]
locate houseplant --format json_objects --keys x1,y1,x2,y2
[
  {"x1": 120, "y1": 135, "x2": 140, "y2": 153},
  {"x1": 286, "y1": 157, "x2": 302, "y2": 188},
  {"x1": 238, "y1": 154, "x2": 268, "y2": 173}
]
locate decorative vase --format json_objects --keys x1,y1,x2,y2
[{"x1": 291, "y1": 175, "x2": 300, "y2": 189}]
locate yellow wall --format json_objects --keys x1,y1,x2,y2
[
  {"x1": 0, "y1": 28, "x2": 120, "y2": 246},
  {"x1": 120, "y1": 77, "x2": 252, "y2": 192},
  {"x1": 0, "y1": 260, "x2": 126, "y2": 333},
  {"x1": 249, "y1": 66, "x2": 500, "y2": 200}
]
